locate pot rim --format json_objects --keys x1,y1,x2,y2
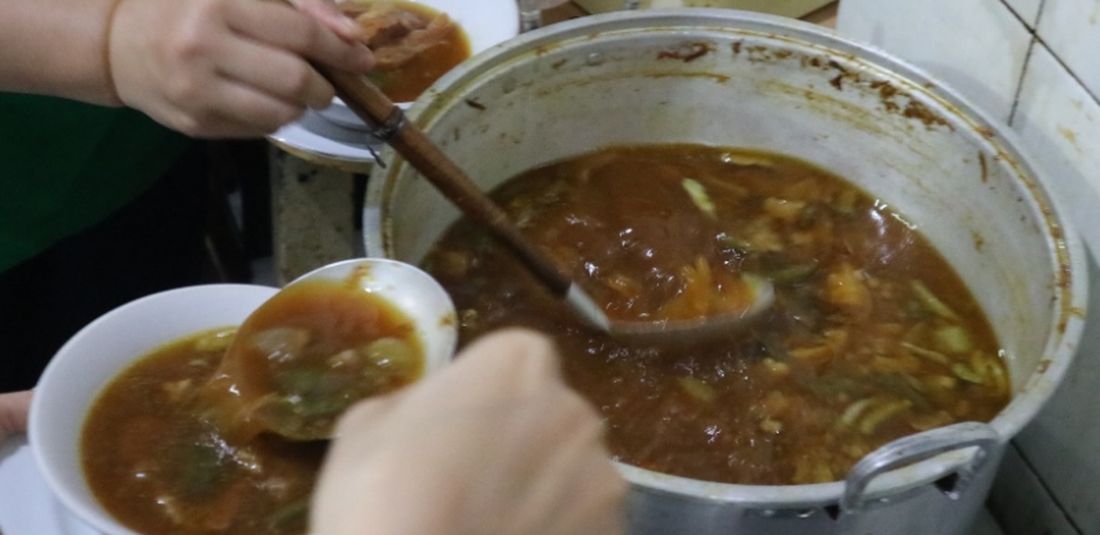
[{"x1": 364, "y1": 8, "x2": 1089, "y2": 505}]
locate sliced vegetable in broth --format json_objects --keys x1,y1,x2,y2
[
  {"x1": 205, "y1": 280, "x2": 424, "y2": 441},
  {"x1": 82, "y1": 283, "x2": 425, "y2": 533},
  {"x1": 82, "y1": 329, "x2": 324, "y2": 534},
  {"x1": 423, "y1": 144, "x2": 1011, "y2": 485}
]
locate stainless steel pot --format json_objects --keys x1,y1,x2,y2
[{"x1": 363, "y1": 10, "x2": 1088, "y2": 534}]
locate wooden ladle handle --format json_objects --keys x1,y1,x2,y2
[{"x1": 315, "y1": 66, "x2": 574, "y2": 296}]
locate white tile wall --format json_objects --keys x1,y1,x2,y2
[
  {"x1": 988, "y1": 444, "x2": 1080, "y2": 535},
  {"x1": 1012, "y1": 250, "x2": 1100, "y2": 534},
  {"x1": 1003, "y1": 0, "x2": 1044, "y2": 26},
  {"x1": 839, "y1": 2, "x2": 1100, "y2": 533},
  {"x1": 1012, "y1": 43, "x2": 1100, "y2": 255},
  {"x1": 1038, "y1": 0, "x2": 1100, "y2": 98},
  {"x1": 836, "y1": 0, "x2": 1031, "y2": 122}
]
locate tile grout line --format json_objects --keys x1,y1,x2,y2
[
  {"x1": 998, "y1": 0, "x2": 1038, "y2": 126},
  {"x1": 998, "y1": 0, "x2": 1100, "y2": 114},
  {"x1": 1009, "y1": 441, "x2": 1086, "y2": 535},
  {"x1": 1030, "y1": 35, "x2": 1100, "y2": 108},
  {"x1": 998, "y1": 0, "x2": 1037, "y2": 126},
  {"x1": 1007, "y1": 36, "x2": 1035, "y2": 127},
  {"x1": 997, "y1": 0, "x2": 1032, "y2": 27}
]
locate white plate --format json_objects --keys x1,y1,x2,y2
[
  {"x1": 0, "y1": 439, "x2": 99, "y2": 535},
  {"x1": 271, "y1": 0, "x2": 519, "y2": 163},
  {"x1": 270, "y1": 109, "x2": 381, "y2": 163}
]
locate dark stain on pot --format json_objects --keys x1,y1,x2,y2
[
  {"x1": 976, "y1": 126, "x2": 996, "y2": 139},
  {"x1": 657, "y1": 41, "x2": 715, "y2": 63},
  {"x1": 802, "y1": 55, "x2": 824, "y2": 68},
  {"x1": 870, "y1": 80, "x2": 900, "y2": 112},
  {"x1": 743, "y1": 44, "x2": 772, "y2": 62},
  {"x1": 464, "y1": 98, "x2": 487, "y2": 111},
  {"x1": 439, "y1": 312, "x2": 456, "y2": 327},
  {"x1": 551, "y1": 58, "x2": 568, "y2": 70},
  {"x1": 902, "y1": 100, "x2": 951, "y2": 130},
  {"x1": 725, "y1": 41, "x2": 953, "y2": 130},
  {"x1": 979, "y1": 153, "x2": 989, "y2": 183},
  {"x1": 972, "y1": 230, "x2": 985, "y2": 252}
]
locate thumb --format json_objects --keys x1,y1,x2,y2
[{"x1": 0, "y1": 390, "x2": 33, "y2": 443}]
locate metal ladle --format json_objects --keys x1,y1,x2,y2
[{"x1": 312, "y1": 65, "x2": 775, "y2": 344}]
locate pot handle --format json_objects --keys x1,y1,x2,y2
[{"x1": 840, "y1": 421, "x2": 1000, "y2": 514}]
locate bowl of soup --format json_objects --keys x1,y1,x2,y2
[
  {"x1": 315, "y1": 0, "x2": 519, "y2": 131},
  {"x1": 29, "y1": 260, "x2": 458, "y2": 534},
  {"x1": 363, "y1": 9, "x2": 1087, "y2": 535}
]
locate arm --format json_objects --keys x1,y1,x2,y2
[
  {"x1": 0, "y1": 391, "x2": 32, "y2": 444},
  {"x1": 0, "y1": 0, "x2": 120, "y2": 104},
  {"x1": 0, "y1": 0, "x2": 374, "y2": 138}
]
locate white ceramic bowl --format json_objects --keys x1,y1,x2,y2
[
  {"x1": 316, "y1": 0, "x2": 520, "y2": 131},
  {"x1": 29, "y1": 259, "x2": 457, "y2": 535}
]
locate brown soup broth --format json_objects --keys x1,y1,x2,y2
[
  {"x1": 82, "y1": 283, "x2": 425, "y2": 533},
  {"x1": 423, "y1": 144, "x2": 1010, "y2": 485},
  {"x1": 82, "y1": 329, "x2": 324, "y2": 534},
  {"x1": 214, "y1": 280, "x2": 423, "y2": 440}
]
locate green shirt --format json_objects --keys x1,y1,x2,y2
[{"x1": 0, "y1": 94, "x2": 191, "y2": 272}]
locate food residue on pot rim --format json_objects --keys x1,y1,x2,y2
[
  {"x1": 972, "y1": 230, "x2": 985, "y2": 252},
  {"x1": 348, "y1": 263, "x2": 373, "y2": 289},
  {"x1": 657, "y1": 41, "x2": 715, "y2": 62},
  {"x1": 1036, "y1": 359, "x2": 1052, "y2": 374},
  {"x1": 728, "y1": 41, "x2": 955, "y2": 131}
]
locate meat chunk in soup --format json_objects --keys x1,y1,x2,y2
[{"x1": 338, "y1": 1, "x2": 470, "y2": 101}]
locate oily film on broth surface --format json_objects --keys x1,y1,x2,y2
[{"x1": 423, "y1": 144, "x2": 1010, "y2": 485}]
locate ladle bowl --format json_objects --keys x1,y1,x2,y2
[{"x1": 212, "y1": 258, "x2": 459, "y2": 441}]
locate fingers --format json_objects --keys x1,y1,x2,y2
[
  {"x1": 159, "y1": 82, "x2": 305, "y2": 138},
  {"x1": 108, "y1": 0, "x2": 371, "y2": 138},
  {"x1": 0, "y1": 390, "x2": 33, "y2": 442},
  {"x1": 312, "y1": 327, "x2": 624, "y2": 535},
  {"x1": 558, "y1": 451, "x2": 628, "y2": 535},
  {"x1": 294, "y1": 0, "x2": 365, "y2": 42},
  {"x1": 224, "y1": 0, "x2": 374, "y2": 74},
  {"x1": 451, "y1": 328, "x2": 564, "y2": 397},
  {"x1": 214, "y1": 37, "x2": 335, "y2": 109}
]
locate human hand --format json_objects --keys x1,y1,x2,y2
[
  {"x1": 0, "y1": 390, "x2": 32, "y2": 444},
  {"x1": 108, "y1": 0, "x2": 374, "y2": 138},
  {"x1": 310, "y1": 329, "x2": 627, "y2": 535}
]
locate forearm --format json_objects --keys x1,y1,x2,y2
[
  {"x1": 0, "y1": 391, "x2": 33, "y2": 443},
  {"x1": 0, "y1": 0, "x2": 122, "y2": 105}
]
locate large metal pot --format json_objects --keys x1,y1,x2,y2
[{"x1": 363, "y1": 10, "x2": 1088, "y2": 534}]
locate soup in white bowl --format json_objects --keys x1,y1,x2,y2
[
  {"x1": 30, "y1": 260, "x2": 459, "y2": 534},
  {"x1": 317, "y1": 0, "x2": 519, "y2": 130}
]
